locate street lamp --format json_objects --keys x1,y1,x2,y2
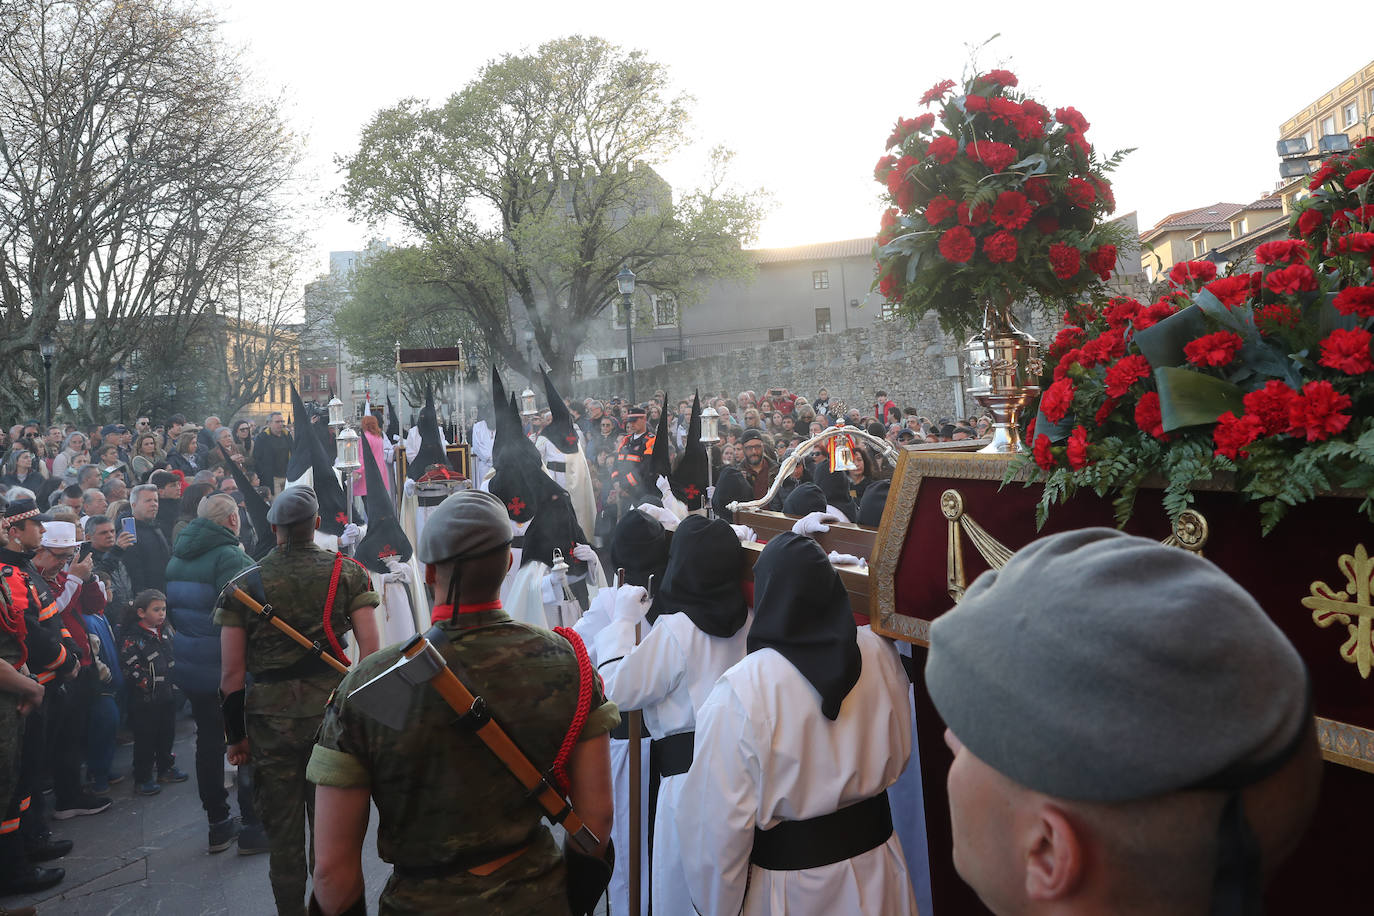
[
  {"x1": 39, "y1": 334, "x2": 56, "y2": 426},
  {"x1": 617, "y1": 267, "x2": 637, "y2": 405},
  {"x1": 113, "y1": 364, "x2": 128, "y2": 424}
]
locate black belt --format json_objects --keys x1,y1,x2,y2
[
  {"x1": 750, "y1": 791, "x2": 892, "y2": 871},
  {"x1": 609, "y1": 717, "x2": 651, "y2": 740},
  {"x1": 252, "y1": 653, "x2": 339, "y2": 684},
  {"x1": 546, "y1": 461, "x2": 566, "y2": 472},
  {"x1": 649, "y1": 731, "x2": 694, "y2": 778},
  {"x1": 511, "y1": 536, "x2": 525, "y2": 549},
  {"x1": 393, "y1": 837, "x2": 531, "y2": 880},
  {"x1": 417, "y1": 492, "x2": 449, "y2": 507}
]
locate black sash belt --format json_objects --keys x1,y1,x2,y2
[
  {"x1": 417, "y1": 492, "x2": 449, "y2": 507},
  {"x1": 510, "y1": 536, "x2": 525, "y2": 549},
  {"x1": 608, "y1": 717, "x2": 651, "y2": 741},
  {"x1": 649, "y1": 731, "x2": 694, "y2": 778},
  {"x1": 750, "y1": 791, "x2": 892, "y2": 871},
  {"x1": 546, "y1": 461, "x2": 567, "y2": 472}
]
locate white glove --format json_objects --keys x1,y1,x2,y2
[
  {"x1": 572, "y1": 543, "x2": 597, "y2": 563},
  {"x1": 339, "y1": 523, "x2": 362, "y2": 547},
  {"x1": 792, "y1": 511, "x2": 841, "y2": 538},
  {"x1": 404, "y1": 478, "x2": 416, "y2": 497},
  {"x1": 613, "y1": 585, "x2": 651, "y2": 624},
  {"x1": 575, "y1": 587, "x2": 616, "y2": 645},
  {"x1": 382, "y1": 556, "x2": 411, "y2": 583},
  {"x1": 656, "y1": 475, "x2": 673, "y2": 497},
  {"x1": 730, "y1": 524, "x2": 757, "y2": 543},
  {"x1": 541, "y1": 572, "x2": 567, "y2": 605},
  {"x1": 636, "y1": 503, "x2": 680, "y2": 531},
  {"x1": 828, "y1": 551, "x2": 867, "y2": 569}
]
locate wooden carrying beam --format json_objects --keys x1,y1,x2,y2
[{"x1": 734, "y1": 509, "x2": 874, "y2": 619}]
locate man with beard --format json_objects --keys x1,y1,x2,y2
[
  {"x1": 677, "y1": 531, "x2": 917, "y2": 915},
  {"x1": 737, "y1": 429, "x2": 776, "y2": 503}
]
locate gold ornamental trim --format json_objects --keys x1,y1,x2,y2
[
  {"x1": 1316, "y1": 716, "x2": 1374, "y2": 774},
  {"x1": 1303, "y1": 544, "x2": 1374, "y2": 679}
]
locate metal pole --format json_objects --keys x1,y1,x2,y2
[
  {"x1": 43, "y1": 358, "x2": 52, "y2": 427},
  {"x1": 624, "y1": 293, "x2": 636, "y2": 405},
  {"x1": 706, "y1": 456, "x2": 714, "y2": 519},
  {"x1": 118, "y1": 379, "x2": 125, "y2": 425}
]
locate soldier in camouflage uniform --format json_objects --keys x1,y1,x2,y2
[
  {"x1": 216, "y1": 487, "x2": 380, "y2": 916},
  {"x1": 307, "y1": 489, "x2": 617, "y2": 916}
]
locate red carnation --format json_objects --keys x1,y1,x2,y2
[
  {"x1": 925, "y1": 194, "x2": 957, "y2": 226},
  {"x1": 937, "y1": 225, "x2": 977, "y2": 263},
  {"x1": 1134, "y1": 391, "x2": 1167, "y2": 439},
  {"x1": 1184, "y1": 331, "x2": 1244, "y2": 368},
  {"x1": 957, "y1": 200, "x2": 990, "y2": 226},
  {"x1": 983, "y1": 230, "x2": 1018, "y2": 264},
  {"x1": 966, "y1": 140, "x2": 1018, "y2": 173},
  {"x1": 1087, "y1": 244, "x2": 1117, "y2": 280},
  {"x1": 1102, "y1": 296, "x2": 1142, "y2": 329},
  {"x1": 1254, "y1": 239, "x2": 1311, "y2": 265},
  {"x1": 964, "y1": 94, "x2": 989, "y2": 113},
  {"x1": 1308, "y1": 163, "x2": 1339, "y2": 190},
  {"x1": 1254, "y1": 303, "x2": 1302, "y2": 335},
  {"x1": 1333, "y1": 285, "x2": 1374, "y2": 317},
  {"x1": 874, "y1": 155, "x2": 896, "y2": 180},
  {"x1": 1333, "y1": 232, "x2": 1374, "y2": 260},
  {"x1": 1055, "y1": 106, "x2": 1090, "y2": 133},
  {"x1": 1066, "y1": 426, "x2": 1090, "y2": 469},
  {"x1": 1033, "y1": 213, "x2": 1060, "y2": 235},
  {"x1": 1024, "y1": 176, "x2": 1051, "y2": 204},
  {"x1": 1287, "y1": 380, "x2": 1352, "y2": 442},
  {"x1": 1133, "y1": 300, "x2": 1178, "y2": 330},
  {"x1": 886, "y1": 115, "x2": 933, "y2": 148},
  {"x1": 1051, "y1": 325, "x2": 1087, "y2": 358},
  {"x1": 1169, "y1": 260, "x2": 1217, "y2": 287},
  {"x1": 1263, "y1": 263, "x2": 1318, "y2": 296},
  {"x1": 878, "y1": 272, "x2": 899, "y2": 299},
  {"x1": 1053, "y1": 349, "x2": 1083, "y2": 381},
  {"x1": 1297, "y1": 208, "x2": 1324, "y2": 236},
  {"x1": 1104, "y1": 355, "x2": 1152, "y2": 398},
  {"x1": 1242, "y1": 381, "x2": 1299, "y2": 436},
  {"x1": 1040, "y1": 378, "x2": 1075, "y2": 423},
  {"x1": 1204, "y1": 273, "x2": 1261, "y2": 307},
  {"x1": 1089, "y1": 176, "x2": 1116, "y2": 213},
  {"x1": 1049, "y1": 243, "x2": 1081, "y2": 279},
  {"x1": 1094, "y1": 398, "x2": 1119, "y2": 426},
  {"x1": 1065, "y1": 177, "x2": 1096, "y2": 208},
  {"x1": 1344, "y1": 168, "x2": 1373, "y2": 189},
  {"x1": 1080, "y1": 329, "x2": 1125, "y2": 366},
  {"x1": 980, "y1": 69, "x2": 1018, "y2": 87},
  {"x1": 1033, "y1": 434, "x2": 1057, "y2": 470},
  {"x1": 991, "y1": 191, "x2": 1032, "y2": 230},
  {"x1": 927, "y1": 135, "x2": 958, "y2": 164},
  {"x1": 1213, "y1": 411, "x2": 1265, "y2": 460},
  {"x1": 920, "y1": 79, "x2": 957, "y2": 106},
  {"x1": 878, "y1": 207, "x2": 898, "y2": 242},
  {"x1": 1025, "y1": 416, "x2": 1037, "y2": 441},
  {"x1": 1318, "y1": 327, "x2": 1374, "y2": 374}
]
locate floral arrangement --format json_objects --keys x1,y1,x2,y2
[
  {"x1": 1013, "y1": 136, "x2": 1374, "y2": 533},
  {"x1": 873, "y1": 66, "x2": 1132, "y2": 337}
]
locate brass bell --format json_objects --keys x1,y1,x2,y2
[{"x1": 832, "y1": 439, "x2": 858, "y2": 473}]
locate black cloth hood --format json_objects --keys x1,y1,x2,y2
[
  {"x1": 521, "y1": 473, "x2": 588, "y2": 571},
  {"x1": 657, "y1": 514, "x2": 748, "y2": 638},
  {"x1": 812, "y1": 458, "x2": 858, "y2": 524},
  {"x1": 647, "y1": 396, "x2": 672, "y2": 482},
  {"x1": 288, "y1": 384, "x2": 348, "y2": 535},
  {"x1": 217, "y1": 442, "x2": 272, "y2": 560},
  {"x1": 610, "y1": 508, "x2": 669, "y2": 589},
  {"x1": 747, "y1": 531, "x2": 861, "y2": 720},
  {"x1": 782, "y1": 481, "x2": 827, "y2": 518},
  {"x1": 356, "y1": 425, "x2": 412, "y2": 574},
  {"x1": 669, "y1": 392, "x2": 708, "y2": 511},
  {"x1": 408, "y1": 383, "x2": 451, "y2": 481},
  {"x1": 386, "y1": 396, "x2": 400, "y2": 442},
  {"x1": 490, "y1": 365, "x2": 512, "y2": 466},
  {"x1": 490, "y1": 389, "x2": 546, "y2": 524},
  {"x1": 711, "y1": 466, "x2": 753, "y2": 524},
  {"x1": 541, "y1": 368, "x2": 579, "y2": 455},
  {"x1": 858, "y1": 479, "x2": 891, "y2": 528}
]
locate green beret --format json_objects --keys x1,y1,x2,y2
[
  {"x1": 417, "y1": 489, "x2": 511, "y2": 565},
  {"x1": 925, "y1": 527, "x2": 1308, "y2": 803},
  {"x1": 267, "y1": 486, "x2": 318, "y2": 526}
]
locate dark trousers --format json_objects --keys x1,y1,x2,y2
[
  {"x1": 53, "y1": 668, "x2": 94, "y2": 808},
  {"x1": 186, "y1": 689, "x2": 258, "y2": 826},
  {"x1": 18, "y1": 688, "x2": 50, "y2": 842},
  {"x1": 86, "y1": 692, "x2": 119, "y2": 783},
  {"x1": 128, "y1": 698, "x2": 175, "y2": 783}
]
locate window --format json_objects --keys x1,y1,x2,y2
[
  {"x1": 1321, "y1": 115, "x2": 1337, "y2": 137},
  {"x1": 812, "y1": 270, "x2": 829, "y2": 290},
  {"x1": 653, "y1": 295, "x2": 677, "y2": 328},
  {"x1": 303, "y1": 376, "x2": 313, "y2": 391},
  {"x1": 880, "y1": 300, "x2": 899, "y2": 321},
  {"x1": 570, "y1": 360, "x2": 583, "y2": 381},
  {"x1": 611, "y1": 302, "x2": 630, "y2": 330},
  {"x1": 815, "y1": 307, "x2": 832, "y2": 334},
  {"x1": 1231, "y1": 217, "x2": 1247, "y2": 239},
  {"x1": 319, "y1": 374, "x2": 328, "y2": 391},
  {"x1": 597, "y1": 357, "x2": 627, "y2": 376},
  {"x1": 768, "y1": 327, "x2": 785, "y2": 343},
  {"x1": 1192, "y1": 239, "x2": 1207, "y2": 258},
  {"x1": 1345, "y1": 101, "x2": 1360, "y2": 128}
]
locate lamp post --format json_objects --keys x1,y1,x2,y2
[
  {"x1": 39, "y1": 334, "x2": 55, "y2": 426},
  {"x1": 700, "y1": 405, "x2": 720, "y2": 516},
  {"x1": 114, "y1": 364, "x2": 128, "y2": 424},
  {"x1": 617, "y1": 267, "x2": 636, "y2": 405}
]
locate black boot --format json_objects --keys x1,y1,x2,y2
[
  {"x1": 23, "y1": 832, "x2": 72, "y2": 863},
  {"x1": 0, "y1": 830, "x2": 64, "y2": 897}
]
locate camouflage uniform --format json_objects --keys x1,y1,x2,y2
[
  {"x1": 307, "y1": 607, "x2": 619, "y2": 915},
  {"x1": 215, "y1": 542, "x2": 378, "y2": 916}
]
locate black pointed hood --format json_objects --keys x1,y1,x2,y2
[
  {"x1": 286, "y1": 386, "x2": 315, "y2": 483},
  {"x1": 490, "y1": 366, "x2": 513, "y2": 467},
  {"x1": 407, "y1": 383, "x2": 450, "y2": 481},
  {"x1": 287, "y1": 384, "x2": 349, "y2": 535},
  {"x1": 647, "y1": 396, "x2": 672, "y2": 482},
  {"x1": 669, "y1": 392, "x2": 708, "y2": 511},
  {"x1": 711, "y1": 466, "x2": 753, "y2": 524},
  {"x1": 541, "y1": 368, "x2": 579, "y2": 455},
  {"x1": 356, "y1": 425, "x2": 412, "y2": 573},
  {"x1": 489, "y1": 392, "x2": 544, "y2": 524},
  {"x1": 218, "y1": 441, "x2": 273, "y2": 560},
  {"x1": 386, "y1": 396, "x2": 400, "y2": 442},
  {"x1": 521, "y1": 473, "x2": 589, "y2": 571}
]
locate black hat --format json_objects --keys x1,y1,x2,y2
[
  {"x1": 490, "y1": 366, "x2": 514, "y2": 468},
  {"x1": 407, "y1": 383, "x2": 451, "y2": 481},
  {"x1": 288, "y1": 384, "x2": 350, "y2": 535},
  {"x1": 858, "y1": 479, "x2": 890, "y2": 527},
  {"x1": 355, "y1": 424, "x2": 413, "y2": 574},
  {"x1": 541, "y1": 369, "x2": 580, "y2": 456},
  {"x1": 218, "y1": 441, "x2": 273, "y2": 559},
  {"x1": 711, "y1": 466, "x2": 753, "y2": 524},
  {"x1": 668, "y1": 392, "x2": 709, "y2": 512},
  {"x1": 626, "y1": 405, "x2": 647, "y2": 419},
  {"x1": 647, "y1": 394, "x2": 672, "y2": 482},
  {"x1": 739, "y1": 428, "x2": 764, "y2": 444},
  {"x1": 267, "y1": 486, "x2": 318, "y2": 525}
]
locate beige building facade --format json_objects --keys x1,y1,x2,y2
[{"x1": 1279, "y1": 59, "x2": 1374, "y2": 155}]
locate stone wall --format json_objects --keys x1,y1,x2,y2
[{"x1": 571, "y1": 274, "x2": 1153, "y2": 419}]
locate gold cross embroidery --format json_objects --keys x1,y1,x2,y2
[{"x1": 1303, "y1": 544, "x2": 1374, "y2": 679}]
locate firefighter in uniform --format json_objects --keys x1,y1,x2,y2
[
  {"x1": 611, "y1": 406, "x2": 656, "y2": 505},
  {"x1": 306, "y1": 489, "x2": 617, "y2": 916},
  {"x1": 216, "y1": 487, "x2": 380, "y2": 916}
]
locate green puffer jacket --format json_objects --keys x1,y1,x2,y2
[{"x1": 165, "y1": 517, "x2": 254, "y2": 694}]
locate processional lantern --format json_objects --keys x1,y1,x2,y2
[
  {"x1": 700, "y1": 406, "x2": 721, "y2": 444},
  {"x1": 520, "y1": 387, "x2": 539, "y2": 418},
  {"x1": 335, "y1": 426, "x2": 360, "y2": 470},
  {"x1": 327, "y1": 396, "x2": 345, "y2": 429}
]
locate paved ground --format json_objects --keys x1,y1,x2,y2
[{"x1": 4, "y1": 707, "x2": 608, "y2": 916}]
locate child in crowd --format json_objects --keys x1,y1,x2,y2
[{"x1": 119, "y1": 589, "x2": 187, "y2": 795}]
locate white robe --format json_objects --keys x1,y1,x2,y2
[
  {"x1": 534, "y1": 435, "x2": 597, "y2": 541},
  {"x1": 677, "y1": 627, "x2": 918, "y2": 916},
  {"x1": 596, "y1": 609, "x2": 753, "y2": 916},
  {"x1": 403, "y1": 425, "x2": 448, "y2": 463},
  {"x1": 471, "y1": 420, "x2": 494, "y2": 484}
]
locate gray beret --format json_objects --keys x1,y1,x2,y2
[
  {"x1": 266, "y1": 486, "x2": 318, "y2": 525},
  {"x1": 416, "y1": 489, "x2": 511, "y2": 565},
  {"x1": 926, "y1": 527, "x2": 1307, "y2": 803}
]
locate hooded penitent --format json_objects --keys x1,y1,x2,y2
[
  {"x1": 782, "y1": 481, "x2": 827, "y2": 518},
  {"x1": 656, "y1": 514, "x2": 747, "y2": 637},
  {"x1": 610, "y1": 507, "x2": 669, "y2": 619},
  {"x1": 668, "y1": 392, "x2": 709, "y2": 512},
  {"x1": 288, "y1": 384, "x2": 350, "y2": 535},
  {"x1": 490, "y1": 365, "x2": 512, "y2": 468},
  {"x1": 858, "y1": 480, "x2": 891, "y2": 528},
  {"x1": 541, "y1": 368, "x2": 580, "y2": 455},
  {"x1": 710, "y1": 466, "x2": 753, "y2": 524},
  {"x1": 218, "y1": 442, "x2": 273, "y2": 560},
  {"x1": 386, "y1": 396, "x2": 400, "y2": 442},
  {"x1": 488, "y1": 391, "x2": 545, "y2": 526},
  {"x1": 646, "y1": 396, "x2": 672, "y2": 484},
  {"x1": 812, "y1": 457, "x2": 858, "y2": 524},
  {"x1": 407, "y1": 383, "x2": 451, "y2": 481},
  {"x1": 748, "y1": 531, "x2": 862, "y2": 720},
  {"x1": 355, "y1": 423, "x2": 414, "y2": 574}
]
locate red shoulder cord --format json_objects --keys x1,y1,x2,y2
[
  {"x1": 550, "y1": 626, "x2": 595, "y2": 795},
  {"x1": 320, "y1": 553, "x2": 352, "y2": 666},
  {"x1": 0, "y1": 568, "x2": 28, "y2": 669}
]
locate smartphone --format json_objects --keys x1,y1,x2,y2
[
  {"x1": 120, "y1": 517, "x2": 137, "y2": 543},
  {"x1": 77, "y1": 542, "x2": 94, "y2": 561}
]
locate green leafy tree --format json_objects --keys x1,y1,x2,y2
[{"x1": 339, "y1": 34, "x2": 767, "y2": 389}]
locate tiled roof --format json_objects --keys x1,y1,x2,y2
[
  {"x1": 1245, "y1": 194, "x2": 1284, "y2": 209},
  {"x1": 1142, "y1": 203, "x2": 1246, "y2": 238},
  {"x1": 747, "y1": 237, "x2": 876, "y2": 265}
]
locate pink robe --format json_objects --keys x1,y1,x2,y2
[{"x1": 352, "y1": 430, "x2": 389, "y2": 498}]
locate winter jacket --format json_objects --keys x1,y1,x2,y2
[
  {"x1": 120, "y1": 623, "x2": 174, "y2": 703},
  {"x1": 123, "y1": 518, "x2": 172, "y2": 595},
  {"x1": 82, "y1": 610, "x2": 124, "y2": 694},
  {"x1": 164, "y1": 517, "x2": 253, "y2": 694}
]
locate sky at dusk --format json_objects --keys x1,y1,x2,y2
[{"x1": 216, "y1": 0, "x2": 1370, "y2": 273}]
